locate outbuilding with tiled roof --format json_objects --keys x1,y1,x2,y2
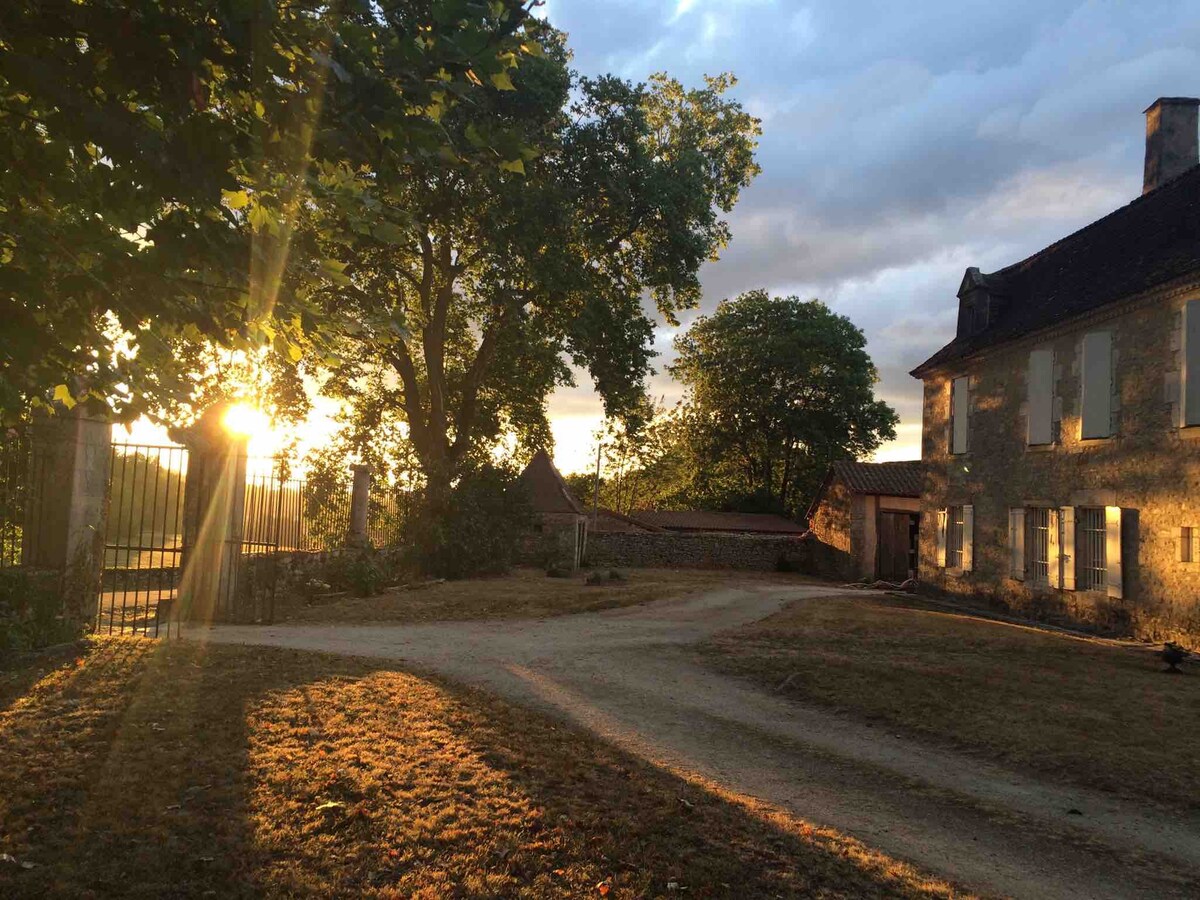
[{"x1": 805, "y1": 460, "x2": 923, "y2": 583}]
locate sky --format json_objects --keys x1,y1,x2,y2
[{"x1": 541, "y1": 0, "x2": 1200, "y2": 473}]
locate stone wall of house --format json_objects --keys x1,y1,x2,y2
[
  {"x1": 920, "y1": 284, "x2": 1200, "y2": 643},
  {"x1": 586, "y1": 531, "x2": 821, "y2": 572}
]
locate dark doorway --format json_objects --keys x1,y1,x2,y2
[{"x1": 878, "y1": 511, "x2": 919, "y2": 582}]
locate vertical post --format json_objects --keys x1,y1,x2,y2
[
  {"x1": 177, "y1": 403, "x2": 248, "y2": 624},
  {"x1": 591, "y1": 441, "x2": 602, "y2": 527},
  {"x1": 347, "y1": 464, "x2": 371, "y2": 547},
  {"x1": 25, "y1": 406, "x2": 111, "y2": 627}
]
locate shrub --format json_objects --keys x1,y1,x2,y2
[
  {"x1": 0, "y1": 569, "x2": 82, "y2": 653},
  {"x1": 408, "y1": 465, "x2": 533, "y2": 579},
  {"x1": 324, "y1": 549, "x2": 388, "y2": 597}
]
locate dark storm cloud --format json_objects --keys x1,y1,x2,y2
[{"x1": 543, "y1": 0, "x2": 1200, "y2": 465}]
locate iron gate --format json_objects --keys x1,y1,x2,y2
[
  {"x1": 98, "y1": 446, "x2": 289, "y2": 634},
  {"x1": 97, "y1": 443, "x2": 188, "y2": 637}
]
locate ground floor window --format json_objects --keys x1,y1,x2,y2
[
  {"x1": 946, "y1": 506, "x2": 965, "y2": 569},
  {"x1": 1182, "y1": 526, "x2": 1196, "y2": 564},
  {"x1": 1026, "y1": 507, "x2": 1051, "y2": 584},
  {"x1": 1076, "y1": 507, "x2": 1107, "y2": 591}
]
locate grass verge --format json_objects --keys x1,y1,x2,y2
[
  {"x1": 0, "y1": 636, "x2": 967, "y2": 898},
  {"x1": 700, "y1": 593, "x2": 1200, "y2": 810},
  {"x1": 281, "y1": 567, "x2": 818, "y2": 625}
]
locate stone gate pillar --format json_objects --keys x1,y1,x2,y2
[
  {"x1": 24, "y1": 406, "x2": 111, "y2": 626},
  {"x1": 176, "y1": 404, "x2": 248, "y2": 623},
  {"x1": 347, "y1": 464, "x2": 371, "y2": 547}
]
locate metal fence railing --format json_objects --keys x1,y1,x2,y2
[{"x1": 1, "y1": 428, "x2": 49, "y2": 569}]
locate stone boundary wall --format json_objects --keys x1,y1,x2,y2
[{"x1": 586, "y1": 531, "x2": 828, "y2": 572}]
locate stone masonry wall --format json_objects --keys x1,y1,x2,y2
[
  {"x1": 920, "y1": 284, "x2": 1200, "y2": 643},
  {"x1": 586, "y1": 531, "x2": 817, "y2": 572},
  {"x1": 807, "y1": 480, "x2": 855, "y2": 580}
]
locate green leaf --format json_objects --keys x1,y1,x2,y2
[
  {"x1": 497, "y1": 158, "x2": 525, "y2": 175},
  {"x1": 53, "y1": 384, "x2": 76, "y2": 409},
  {"x1": 222, "y1": 189, "x2": 250, "y2": 209},
  {"x1": 490, "y1": 71, "x2": 516, "y2": 91},
  {"x1": 372, "y1": 222, "x2": 408, "y2": 245}
]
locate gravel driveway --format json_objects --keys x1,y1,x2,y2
[{"x1": 189, "y1": 583, "x2": 1200, "y2": 899}]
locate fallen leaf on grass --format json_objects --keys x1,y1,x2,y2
[
  {"x1": 315, "y1": 801, "x2": 345, "y2": 812},
  {"x1": 0, "y1": 852, "x2": 36, "y2": 870}
]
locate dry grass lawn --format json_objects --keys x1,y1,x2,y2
[
  {"x1": 282, "y1": 566, "x2": 819, "y2": 625},
  {"x1": 0, "y1": 636, "x2": 968, "y2": 898},
  {"x1": 701, "y1": 593, "x2": 1200, "y2": 811}
]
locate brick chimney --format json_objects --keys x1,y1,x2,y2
[{"x1": 1143, "y1": 97, "x2": 1199, "y2": 194}]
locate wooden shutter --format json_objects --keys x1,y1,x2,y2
[
  {"x1": 962, "y1": 505, "x2": 974, "y2": 572},
  {"x1": 1044, "y1": 508, "x2": 1059, "y2": 589},
  {"x1": 1009, "y1": 508, "x2": 1025, "y2": 580},
  {"x1": 952, "y1": 377, "x2": 969, "y2": 454},
  {"x1": 1028, "y1": 349, "x2": 1054, "y2": 445},
  {"x1": 1105, "y1": 506, "x2": 1123, "y2": 599},
  {"x1": 1060, "y1": 506, "x2": 1076, "y2": 591},
  {"x1": 1185, "y1": 301, "x2": 1200, "y2": 427},
  {"x1": 1081, "y1": 332, "x2": 1113, "y2": 439},
  {"x1": 936, "y1": 509, "x2": 948, "y2": 568}
]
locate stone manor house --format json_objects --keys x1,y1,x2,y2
[{"x1": 910, "y1": 97, "x2": 1200, "y2": 641}]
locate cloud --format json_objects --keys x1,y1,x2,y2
[{"x1": 544, "y1": 0, "x2": 1200, "y2": 471}]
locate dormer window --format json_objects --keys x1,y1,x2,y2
[{"x1": 956, "y1": 267, "x2": 1004, "y2": 338}]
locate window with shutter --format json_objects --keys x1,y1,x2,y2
[
  {"x1": 1105, "y1": 506, "x2": 1123, "y2": 599},
  {"x1": 1184, "y1": 301, "x2": 1200, "y2": 427},
  {"x1": 962, "y1": 505, "x2": 974, "y2": 572},
  {"x1": 1009, "y1": 508, "x2": 1025, "y2": 580},
  {"x1": 1060, "y1": 506, "x2": 1076, "y2": 591},
  {"x1": 1027, "y1": 349, "x2": 1054, "y2": 445},
  {"x1": 1026, "y1": 508, "x2": 1050, "y2": 584},
  {"x1": 1081, "y1": 332, "x2": 1113, "y2": 439},
  {"x1": 951, "y1": 377, "x2": 969, "y2": 454},
  {"x1": 936, "y1": 509, "x2": 948, "y2": 568}
]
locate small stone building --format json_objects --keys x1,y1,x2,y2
[
  {"x1": 805, "y1": 461, "x2": 923, "y2": 582},
  {"x1": 909, "y1": 96, "x2": 1200, "y2": 642},
  {"x1": 516, "y1": 450, "x2": 589, "y2": 569}
]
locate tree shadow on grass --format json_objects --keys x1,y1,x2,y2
[{"x1": 0, "y1": 639, "x2": 962, "y2": 899}]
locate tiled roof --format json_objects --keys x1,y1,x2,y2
[
  {"x1": 831, "y1": 460, "x2": 923, "y2": 498},
  {"x1": 628, "y1": 510, "x2": 806, "y2": 534},
  {"x1": 517, "y1": 450, "x2": 585, "y2": 515},
  {"x1": 912, "y1": 163, "x2": 1200, "y2": 376},
  {"x1": 589, "y1": 507, "x2": 664, "y2": 534}
]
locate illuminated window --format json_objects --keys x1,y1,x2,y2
[
  {"x1": 946, "y1": 506, "x2": 965, "y2": 569},
  {"x1": 1076, "y1": 507, "x2": 1107, "y2": 591},
  {"x1": 1026, "y1": 508, "x2": 1051, "y2": 584}
]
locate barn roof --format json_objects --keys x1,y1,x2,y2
[
  {"x1": 831, "y1": 460, "x2": 923, "y2": 497},
  {"x1": 517, "y1": 450, "x2": 586, "y2": 515}
]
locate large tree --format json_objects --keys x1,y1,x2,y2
[
  {"x1": 318, "y1": 31, "x2": 761, "y2": 492},
  {"x1": 0, "y1": 0, "x2": 539, "y2": 425},
  {"x1": 664, "y1": 290, "x2": 898, "y2": 517}
]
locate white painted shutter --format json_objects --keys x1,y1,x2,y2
[
  {"x1": 1060, "y1": 506, "x2": 1076, "y2": 591},
  {"x1": 1047, "y1": 508, "x2": 1061, "y2": 589},
  {"x1": 1105, "y1": 506, "x2": 1123, "y2": 599},
  {"x1": 1081, "y1": 331, "x2": 1113, "y2": 439},
  {"x1": 1009, "y1": 508, "x2": 1025, "y2": 580},
  {"x1": 936, "y1": 509, "x2": 948, "y2": 568},
  {"x1": 952, "y1": 377, "x2": 970, "y2": 453},
  {"x1": 1028, "y1": 349, "x2": 1054, "y2": 445},
  {"x1": 962, "y1": 505, "x2": 974, "y2": 572},
  {"x1": 1184, "y1": 301, "x2": 1200, "y2": 427}
]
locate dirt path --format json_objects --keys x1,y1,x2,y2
[{"x1": 189, "y1": 584, "x2": 1200, "y2": 899}]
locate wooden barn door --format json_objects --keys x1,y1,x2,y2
[{"x1": 878, "y1": 511, "x2": 918, "y2": 582}]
